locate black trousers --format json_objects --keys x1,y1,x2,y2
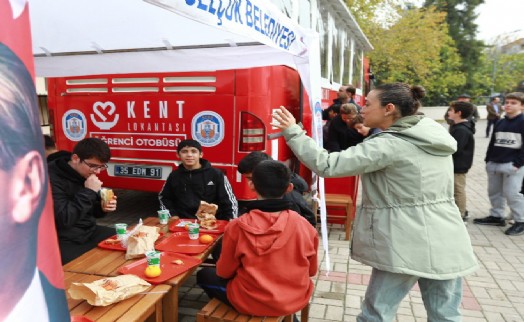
[
  {"x1": 486, "y1": 119, "x2": 498, "y2": 137},
  {"x1": 59, "y1": 225, "x2": 115, "y2": 265},
  {"x1": 196, "y1": 267, "x2": 232, "y2": 307}
]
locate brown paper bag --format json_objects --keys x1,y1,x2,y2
[
  {"x1": 125, "y1": 225, "x2": 160, "y2": 259},
  {"x1": 68, "y1": 275, "x2": 151, "y2": 306}
]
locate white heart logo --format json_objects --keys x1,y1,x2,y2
[{"x1": 91, "y1": 101, "x2": 119, "y2": 130}]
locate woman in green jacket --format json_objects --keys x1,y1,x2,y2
[{"x1": 272, "y1": 83, "x2": 478, "y2": 321}]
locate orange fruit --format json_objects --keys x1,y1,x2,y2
[
  {"x1": 144, "y1": 265, "x2": 162, "y2": 278},
  {"x1": 184, "y1": 223, "x2": 190, "y2": 231},
  {"x1": 199, "y1": 234, "x2": 214, "y2": 244}
]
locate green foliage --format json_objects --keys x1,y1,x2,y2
[
  {"x1": 464, "y1": 51, "x2": 524, "y2": 102},
  {"x1": 423, "y1": 0, "x2": 485, "y2": 93},
  {"x1": 364, "y1": 7, "x2": 466, "y2": 104},
  {"x1": 346, "y1": 0, "x2": 404, "y2": 32},
  {"x1": 343, "y1": 0, "x2": 510, "y2": 104},
  {"x1": 491, "y1": 53, "x2": 524, "y2": 93},
  {"x1": 467, "y1": 53, "x2": 492, "y2": 99}
]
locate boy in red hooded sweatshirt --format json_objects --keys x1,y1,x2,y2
[{"x1": 197, "y1": 160, "x2": 318, "y2": 319}]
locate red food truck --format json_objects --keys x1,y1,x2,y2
[{"x1": 47, "y1": 67, "x2": 305, "y2": 200}]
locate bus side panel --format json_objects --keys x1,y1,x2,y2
[{"x1": 48, "y1": 71, "x2": 237, "y2": 193}]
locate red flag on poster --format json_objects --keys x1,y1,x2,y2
[{"x1": 0, "y1": 1, "x2": 70, "y2": 321}]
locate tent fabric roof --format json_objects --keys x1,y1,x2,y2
[
  {"x1": 30, "y1": 0, "x2": 300, "y2": 77},
  {"x1": 31, "y1": 0, "x2": 255, "y2": 55},
  {"x1": 30, "y1": 0, "x2": 371, "y2": 77}
]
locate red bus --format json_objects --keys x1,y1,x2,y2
[{"x1": 47, "y1": 67, "x2": 305, "y2": 200}]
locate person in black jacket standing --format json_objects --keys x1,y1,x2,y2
[
  {"x1": 48, "y1": 138, "x2": 117, "y2": 264},
  {"x1": 159, "y1": 139, "x2": 238, "y2": 220},
  {"x1": 447, "y1": 101, "x2": 475, "y2": 223}
]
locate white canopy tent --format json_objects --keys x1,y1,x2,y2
[
  {"x1": 29, "y1": 0, "x2": 371, "y2": 92},
  {"x1": 29, "y1": 0, "x2": 371, "y2": 272},
  {"x1": 30, "y1": 0, "x2": 311, "y2": 83}
]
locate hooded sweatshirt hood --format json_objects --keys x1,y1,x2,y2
[
  {"x1": 235, "y1": 200, "x2": 296, "y2": 256},
  {"x1": 381, "y1": 115, "x2": 457, "y2": 156}
]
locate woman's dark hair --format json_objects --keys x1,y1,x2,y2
[{"x1": 375, "y1": 83, "x2": 426, "y2": 116}]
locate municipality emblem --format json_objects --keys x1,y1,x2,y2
[
  {"x1": 62, "y1": 109, "x2": 87, "y2": 141},
  {"x1": 191, "y1": 111, "x2": 224, "y2": 147}
]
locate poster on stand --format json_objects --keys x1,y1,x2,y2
[{"x1": 0, "y1": 1, "x2": 70, "y2": 320}]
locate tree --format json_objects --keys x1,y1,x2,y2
[
  {"x1": 424, "y1": 0, "x2": 485, "y2": 94},
  {"x1": 365, "y1": 7, "x2": 465, "y2": 104},
  {"x1": 490, "y1": 53, "x2": 524, "y2": 94},
  {"x1": 346, "y1": 0, "x2": 415, "y2": 34}
]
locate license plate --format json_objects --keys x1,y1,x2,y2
[{"x1": 114, "y1": 164, "x2": 162, "y2": 179}]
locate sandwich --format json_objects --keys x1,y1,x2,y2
[
  {"x1": 199, "y1": 213, "x2": 218, "y2": 230},
  {"x1": 195, "y1": 201, "x2": 218, "y2": 229},
  {"x1": 100, "y1": 188, "x2": 114, "y2": 207}
]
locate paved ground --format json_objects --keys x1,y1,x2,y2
[{"x1": 99, "y1": 119, "x2": 524, "y2": 321}]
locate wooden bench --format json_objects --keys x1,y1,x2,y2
[
  {"x1": 196, "y1": 298, "x2": 309, "y2": 322},
  {"x1": 318, "y1": 193, "x2": 354, "y2": 240}
]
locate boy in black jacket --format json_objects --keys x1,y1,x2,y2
[
  {"x1": 48, "y1": 138, "x2": 117, "y2": 264},
  {"x1": 159, "y1": 139, "x2": 238, "y2": 220},
  {"x1": 447, "y1": 101, "x2": 475, "y2": 223},
  {"x1": 474, "y1": 92, "x2": 524, "y2": 235}
]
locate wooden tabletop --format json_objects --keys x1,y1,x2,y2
[
  {"x1": 63, "y1": 216, "x2": 222, "y2": 322},
  {"x1": 63, "y1": 216, "x2": 221, "y2": 286},
  {"x1": 65, "y1": 271, "x2": 171, "y2": 322}
]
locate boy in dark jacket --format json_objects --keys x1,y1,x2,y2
[
  {"x1": 474, "y1": 92, "x2": 524, "y2": 235},
  {"x1": 48, "y1": 138, "x2": 117, "y2": 264},
  {"x1": 197, "y1": 160, "x2": 318, "y2": 318},
  {"x1": 158, "y1": 139, "x2": 237, "y2": 220},
  {"x1": 447, "y1": 101, "x2": 475, "y2": 223}
]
